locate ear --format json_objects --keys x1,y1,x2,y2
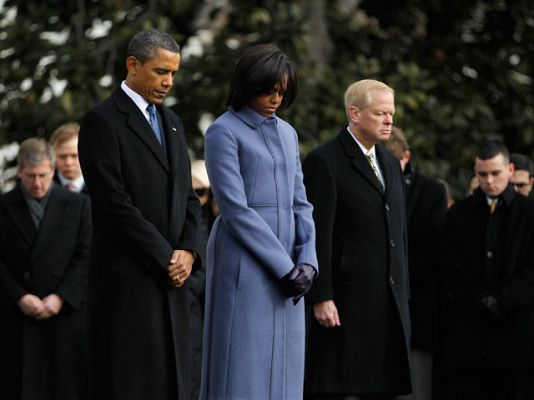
[
  {"x1": 126, "y1": 56, "x2": 139, "y2": 75},
  {"x1": 403, "y1": 150, "x2": 411, "y2": 163},
  {"x1": 508, "y1": 162, "x2": 515, "y2": 175},
  {"x1": 348, "y1": 105, "x2": 360, "y2": 124}
]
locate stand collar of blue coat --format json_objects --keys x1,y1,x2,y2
[{"x1": 229, "y1": 105, "x2": 278, "y2": 129}]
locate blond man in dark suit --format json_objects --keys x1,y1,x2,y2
[{"x1": 304, "y1": 80, "x2": 412, "y2": 400}]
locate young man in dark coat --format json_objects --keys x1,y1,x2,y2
[
  {"x1": 386, "y1": 127, "x2": 448, "y2": 400},
  {"x1": 442, "y1": 139, "x2": 534, "y2": 399},
  {"x1": 78, "y1": 29, "x2": 201, "y2": 400},
  {"x1": 50, "y1": 122, "x2": 88, "y2": 195},
  {"x1": 303, "y1": 79, "x2": 412, "y2": 399},
  {"x1": 0, "y1": 138, "x2": 91, "y2": 400}
]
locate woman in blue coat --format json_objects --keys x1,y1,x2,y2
[{"x1": 201, "y1": 45, "x2": 318, "y2": 400}]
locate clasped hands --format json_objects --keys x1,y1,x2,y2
[
  {"x1": 167, "y1": 249, "x2": 195, "y2": 288},
  {"x1": 280, "y1": 263, "x2": 316, "y2": 304},
  {"x1": 17, "y1": 293, "x2": 64, "y2": 321}
]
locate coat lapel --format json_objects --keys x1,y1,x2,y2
[
  {"x1": 26, "y1": 185, "x2": 66, "y2": 266},
  {"x1": 160, "y1": 106, "x2": 182, "y2": 183},
  {"x1": 4, "y1": 186, "x2": 38, "y2": 248},
  {"x1": 113, "y1": 88, "x2": 170, "y2": 173},
  {"x1": 376, "y1": 144, "x2": 396, "y2": 196},
  {"x1": 161, "y1": 106, "x2": 187, "y2": 243},
  {"x1": 339, "y1": 128, "x2": 384, "y2": 195}
]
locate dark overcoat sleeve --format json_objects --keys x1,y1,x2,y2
[
  {"x1": 302, "y1": 151, "x2": 336, "y2": 302},
  {"x1": 0, "y1": 214, "x2": 26, "y2": 309},
  {"x1": 54, "y1": 195, "x2": 92, "y2": 309}
]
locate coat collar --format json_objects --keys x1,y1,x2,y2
[
  {"x1": 228, "y1": 106, "x2": 278, "y2": 129},
  {"x1": 3, "y1": 185, "x2": 38, "y2": 247},
  {"x1": 472, "y1": 183, "x2": 516, "y2": 208},
  {"x1": 27, "y1": 183, "x2": 69, "y2": 266},
  {"x1": 2, "y1": 183, "x2": 69, "y2": 264},
  {"x1": 338, "y1": 127, "x2": 393, "y2": 195},
  {"x1": 112, "y1": 87, "x2": 170, "y2": 172}
]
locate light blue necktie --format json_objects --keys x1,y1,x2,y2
[{"x1": 147, "y1": 104, "x2": 163, "y2": 147}]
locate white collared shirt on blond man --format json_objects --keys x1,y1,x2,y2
[
  {"x1": 57, "y1": 172, "x2": 85, "y2": 193},
  {"x1": 346, "y1": 127, "x2": 386, "y2": 189}
]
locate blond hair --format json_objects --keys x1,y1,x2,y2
[
  {"x1": 344, "y1": 79, "x2": 393, "y2": 120},
  {"x1": 50, "y1": 122, "x2": 80, "y2": 147}
]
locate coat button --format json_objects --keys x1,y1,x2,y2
[
  {"x1": 385, "y1": 204, "x2": 390, "y2": 212},
  {"x1": 487, "y1": 251, "x2": 493, "y2": 258},
  {"x1": 390, "y1": 239, "x2": 395, "y2": 247},
  {"x1": 390, "y1": 276, "x2": 395, "y2": 286}
]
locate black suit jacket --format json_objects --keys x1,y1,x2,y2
[
  {"x1": 0, "y1": 183, "x2": 91, "y2": 400},
  {"x1": 303, "y1": 128, "x2": 411, "y2": 395},
  {"x1": 79, "y1": 86, "x2": 201, "y2": 400}
]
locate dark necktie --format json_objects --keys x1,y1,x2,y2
[{"x1": 147, "y1": 104, "x2": 163, "y2": 147}]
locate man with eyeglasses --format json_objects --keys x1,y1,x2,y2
[{"x1": 510, "y1": 152, "x2": 534, "y2": 197}]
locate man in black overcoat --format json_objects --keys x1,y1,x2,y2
[
  {"x1": 442, "y1": 140, "x2": 534, "y2": 400},
  {"x1": 386, "y1": 127, "x2": 448, "y2": 400},
  {"x1": 303, "y1": 80, "x2": 412, "y2": 399},
  {"x1": 0, "y1": 138, "x2": 91, "y2": 400},
  {"x1": 78, "y1": 29, "x2": 201, "y2": 400}
]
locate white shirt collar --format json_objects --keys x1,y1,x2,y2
[
  {"x1": 57, "y1": 172, "x2": 85, "y2": 193},
  {"x1": 486, "y1": 196, "x2": 498, "y2": 206},
  {"x1": 346, "y1": 126, "x2": 377, "y2": 158},
  {"x1": 121, "y1": 81, "x2": 151, "y2": 121}
]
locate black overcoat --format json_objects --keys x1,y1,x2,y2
[
  {"x1": 405, "y1": 168, "x2": 447, "y2": 350},
  {"x1": 303, "y1": 128, "x2": 412, "y2": 395},
  {"x1": 442, "y1": 185, "x2": 534, "y2": 368},
  {"x1": 78, "y1": 87, "x2": 201, "y2": 400},
  {"x1": 0, "y1": 184, "x2": 91, "y2": 400}
]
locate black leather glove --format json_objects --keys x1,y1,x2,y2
[{"x1": 280, "y1": 264, "x2": 317, "y2": 304}]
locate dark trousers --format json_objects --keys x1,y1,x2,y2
[{"x1": 447, "y1": 367, "x2": 534, "y2": 400}]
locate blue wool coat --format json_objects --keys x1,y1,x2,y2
[{"x1": 201, "y1": 106, "x2": 318, "y2": 400}]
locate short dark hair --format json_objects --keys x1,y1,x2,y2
[
  {"x1": 127, "y1": 29, "x2": 180, "y2": 64},
  {"x1": 476, "y1": 139, "x2": 509, "y2": 163},
  {"x1": 226, "y1": 44, "x2": 298, "y2": 112},
  {"x1": 510, "y1": 153, "x2": 534, "y2": 177}
]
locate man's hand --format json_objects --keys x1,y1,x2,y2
[
  {"x1": 17, "y1": 294, "x2": 48, "y2": 320},
  {"x1": 314, "y1": 300, "x2": 341, "y2": 328},
  {"x1": 42, "y1": 294, "x2": 64, "y2": 317},
  {"x1": 167, "y1": 249, "x2": 195, "y2": 288}
]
